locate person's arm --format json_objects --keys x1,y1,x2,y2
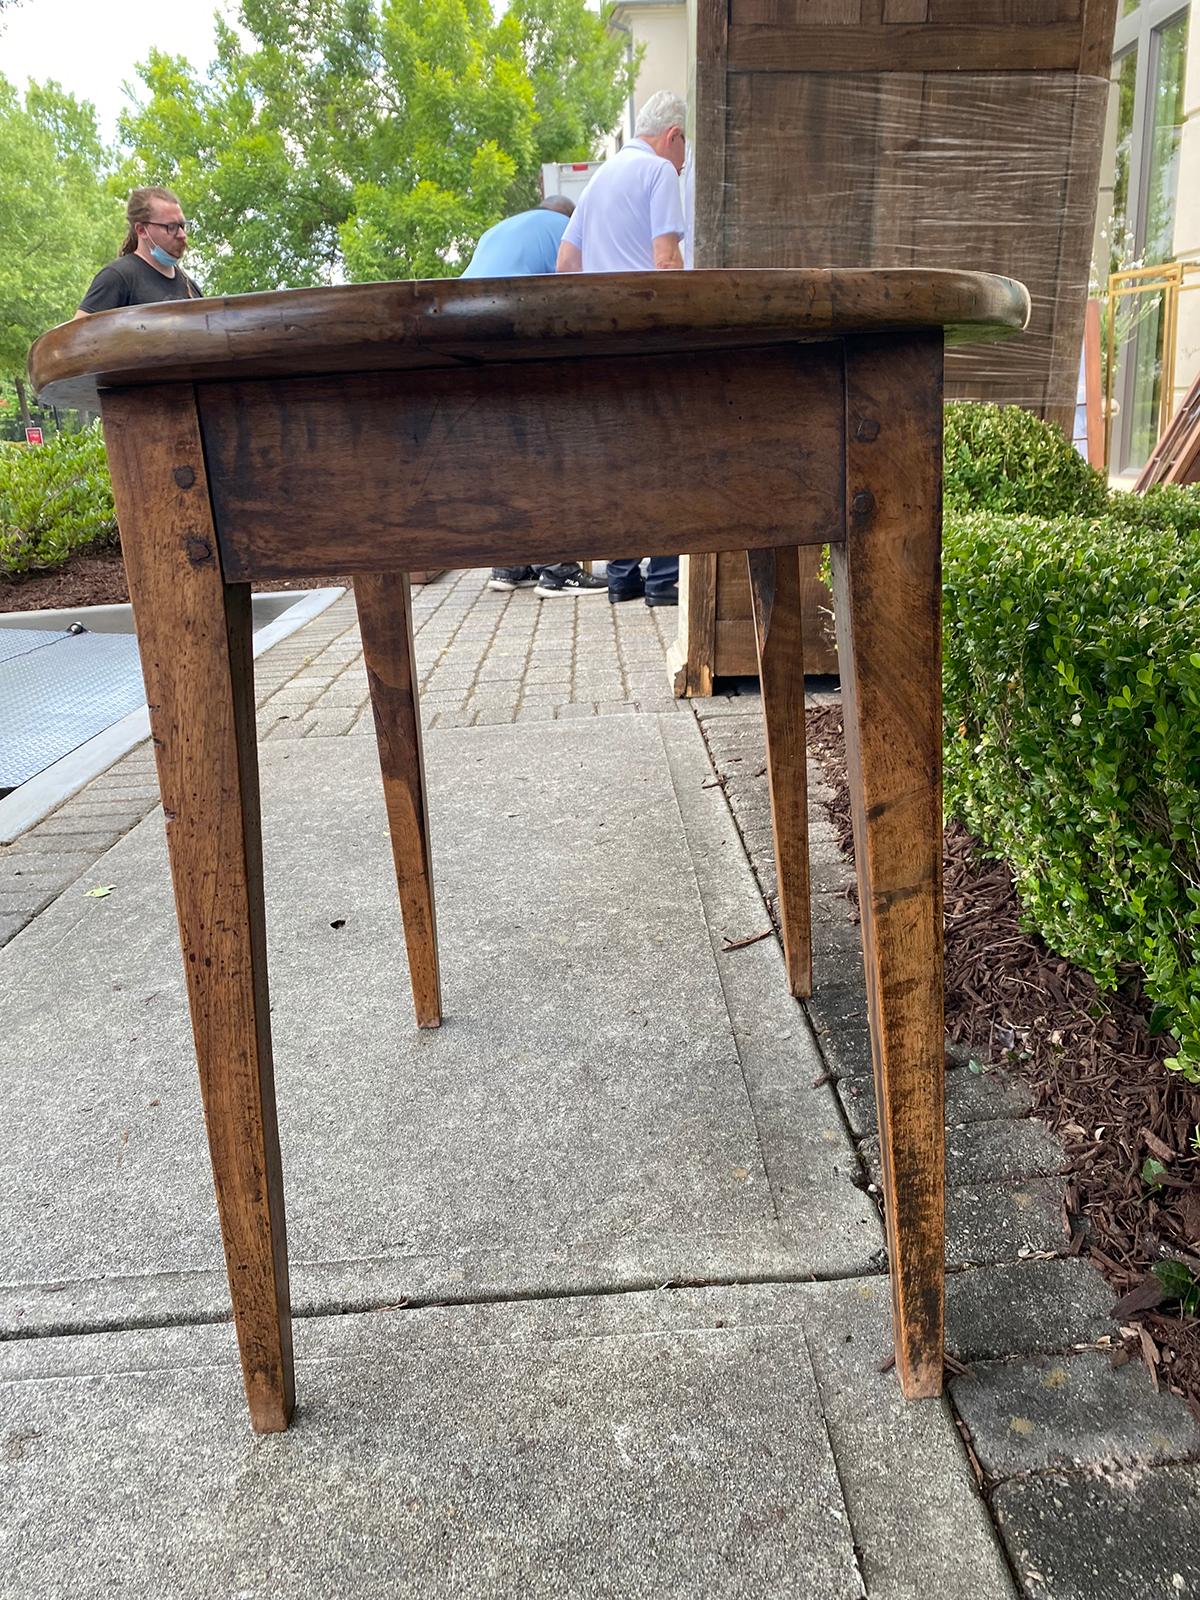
[
  {"x1": 652, "y1": 234, "x2": 684, "y2": 270},
  {"x1": 556, "y1": 205, "x2": 584, "y2": 273},
  {"x1": 556, "y1": 239, "x2": 583, "y2": 273},
  {"x1": 648, "y1": 162, "x2": 686, "y2": 271}
]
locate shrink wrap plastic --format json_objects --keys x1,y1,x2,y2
[{"x1": 690, "y1": 71, "x2": 1107, "y2": 417}]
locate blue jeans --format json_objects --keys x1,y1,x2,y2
[{"x1": 606, "y1": 557, "x2": 678, "y2": 598}]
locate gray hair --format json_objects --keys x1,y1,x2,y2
[
  {"x1": 540, "y1": 195, "x2": 575, "y2": 218},
  {"x1": 635, "y1": 90, "x2": 687, "y2": 139}
]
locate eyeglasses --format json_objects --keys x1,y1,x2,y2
[{"x1": 145, "y1": 219, "x2": 191, "y2": 237}]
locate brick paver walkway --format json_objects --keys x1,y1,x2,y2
[
  {"x1": 0, "y1": 571, "x2": 681, "y2": 944},
  {"x1": 257, "y1": 570, "x2": 682, "y2": 742}
]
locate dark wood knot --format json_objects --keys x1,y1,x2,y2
[
  {"x1": 173, "y1": 466, "x2": 196, "y2": 489},
  {"x1": 185, "y1": 536, "x2": 214, "y2": 566},
  {"x1": 852, "y1": 490, "x2": 876, "y2": 520},
  {"x1": 854, "y1": 417, "x2": 880, "y2": 443}
]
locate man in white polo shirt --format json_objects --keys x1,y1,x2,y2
[
  {"x1": 556, "y1": 89, "x2": 687, "y2": 606},
  {"x1": 556, "y1": 90, "x2": 686, "y2": 275}
]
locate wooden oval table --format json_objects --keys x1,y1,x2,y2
[{"x1": 30, "y1": 269, "x2": 1029, "y2": 1432}]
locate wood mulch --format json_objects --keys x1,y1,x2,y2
[
  {"x1": 1, "y1": 550, "x2": 131, "y2": 611},
  {"x1": 0, "y1": 548, "x2": 354, "y2": 614},
  {"x1": 806, "y1": 703, "x2": 1200, "y2": 1416}
]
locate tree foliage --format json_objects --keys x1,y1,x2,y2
[
  {"x1": 119, "y1": 0, "x2": 636, "y2": 292},
  {"x1": 0, "y1": 77, "x2": 121, "y2": 379}
]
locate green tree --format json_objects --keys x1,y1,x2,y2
[
  {"x1": 506, "y1": 0, "x2": 634, "y2": 205},
  {"x1": 0, "y1": 77, "x2": 121, "y2": 408},
  {"x1": 119, "y1": 0, "x2": 636, "y2": 292}
]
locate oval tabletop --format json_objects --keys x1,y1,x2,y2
[{"x1": 29, "y1": 268, "x2": 1028, "y2": 411}]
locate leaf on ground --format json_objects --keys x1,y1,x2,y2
[
  {"x1": 1153, "y1": 1260, "x2": 1200, "y2": 1316},
  {"x1": 1110, "y1": 1273, "x2": 1168, "y2": 1320},
  {"x1": 83, "y1": 885, "x2": 115, "y2": 898}
]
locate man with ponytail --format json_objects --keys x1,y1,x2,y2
[{"x1": 75, "y1": 187, "x2": 202, "y2": 316}]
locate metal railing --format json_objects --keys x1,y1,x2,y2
[{"x1": 1105, "y1": 260, "x2": 1200, "y2": 471}]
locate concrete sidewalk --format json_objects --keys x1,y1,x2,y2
[{"x1": 1, "y1": 571, "x2": 1197, "y2": 1598}]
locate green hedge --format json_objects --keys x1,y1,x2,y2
[
  {"x1": 943, "y1": 399, "x2": 1111, "y2": 518},
  {"x1": 1106, "y1": 481, "x2": 1200, "y2": 539},
  {"x1": 942, "y1": 403, "x2": 1200, "y2": 1079},
  {"x1": 0, "y1": 427, "x2": 117, "y2": 577}
]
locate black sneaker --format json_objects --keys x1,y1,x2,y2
[
  {"x1": 645, "y1": 586, "x2": 679, "y2": 608},
  {"x1": 535, "y1": 567, "x2": 608, "y2": 597},
  {"x1": 608, "y1": 584, "x2": 646, "y2": 604},
  {"x1": 487, "y1": 566, "x2": 537, "y2": 592}
]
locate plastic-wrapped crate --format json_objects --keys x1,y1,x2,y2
[{"x1": 670, "y1": 0, "x2": 1117, "y2": 693}]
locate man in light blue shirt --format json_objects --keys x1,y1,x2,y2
[
  {"x1": 461, "y1": 196, "x2": 575, "y2": 280},
  {"x1": 556, "y1": 90, "x2": 687, "y2": 606}
]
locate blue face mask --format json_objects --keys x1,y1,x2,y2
[{"x1": 148, "y1": 243, "x2": 177, "y2": 269}]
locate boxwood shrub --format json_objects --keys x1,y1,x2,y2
[
  {"x1": 0, "y1": 426, "x2": 117, "y2": 577},
  {"x1": 1106, "y1": 481, "x2": 1200, "y2": 539},
  {"x1": 942, "y1": 403, "x2": 1200, "y2": 1079},
  {"x1": 944, "y1": 398, "x2": 1111, "y2": 518}
]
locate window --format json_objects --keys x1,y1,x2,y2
[{"x1": 1103, "y1": 2, "x2": 1191, "y2": 472}]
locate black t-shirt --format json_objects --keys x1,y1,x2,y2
[{"x1": 78, "y1": 253, "x2": 204, "y2": 313}]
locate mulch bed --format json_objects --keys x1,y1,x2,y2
[
  {"x1": 806, "y1": 703, "x2": 1200, "y2": 1415},
  {"x1": 0, "y1": 548, "x2": 353, "y2": 614},
  {"x1": 1, "y1": 550, "x2": 132, "y2": 611}
]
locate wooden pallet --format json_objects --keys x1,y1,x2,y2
[{"x1": 1134, "y1": 372, "x2": 1200, "y2": 490}]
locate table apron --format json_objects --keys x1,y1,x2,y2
[{"x1": 195, "y1": 342, "x2": 849, "y2": 581}]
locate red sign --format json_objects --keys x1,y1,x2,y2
[{"x1": 24, "y1": 426, "x2": 44, "y2": 445}]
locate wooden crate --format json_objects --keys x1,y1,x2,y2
[{"x1": 671, "y1": 0, "x2": 1118, "y2": 694}]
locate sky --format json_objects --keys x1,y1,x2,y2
[{"x1": 1, "y1": 0, "x2": 236, "y2": 139}]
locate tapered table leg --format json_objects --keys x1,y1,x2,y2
[
  {"x1": 747, "y1": 547, "x2": 813, "y2": 998},
  {"x1": 829, "y1": 332, "x2": 946, "y2": 1399},
  {"x1": 102, "y1": 386, "x2": 293, "y2": 1432},
  {"x1": 354, "y1": 573, "x2": 442, "y2": 1028}
]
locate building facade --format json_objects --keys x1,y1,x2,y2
[{"x1": 608, "y1": 0, "x2": 688, "y2": 148}]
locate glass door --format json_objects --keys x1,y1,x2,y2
[{"x1": 1104, "y1": 2, "x2": 1190, "y2": 473}]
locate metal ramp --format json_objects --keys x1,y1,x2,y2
[{"x1": 0, "y1": 628, "x2": 145, "y2": 796}]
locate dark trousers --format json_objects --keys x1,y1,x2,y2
[{"x1": 606, "y1": 557, "x2": 678, "y2": 598}]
